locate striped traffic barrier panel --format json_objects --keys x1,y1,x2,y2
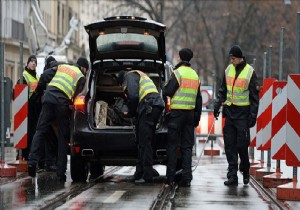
[
  {"x1": 277, "y1": 74, "x2": 300, "y2": 200},
  {"x1": 255, "y1": 78, "x2": 277, "y2": 180},
  {"x1": 250, "y1": 78, "x2": 276, "y2": 176},
  {"x1": 263, "y1": 81, "x2": 292, "y2": 187},
  {"x1": 196, "y1": 110, "x2": 223, "y2": 156},
  {"x1": 8, "y1": 84, "x2": 28, "y2": 172}
]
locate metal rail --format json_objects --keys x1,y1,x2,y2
[
  {"x1": 38, "y1": 166, "x2": 122, "y2": 210},
  {"x1": 150, "y1": 183, "x2": 178, "y2": 210},
  {"x1": 249, "y1": 175, "x2": 291, "y2": 210}
]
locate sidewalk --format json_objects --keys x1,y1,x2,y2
[{"x1": 171, "y1": 141, "x2": 300, "y2": 210}]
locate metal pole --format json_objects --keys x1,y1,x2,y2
[
  {"x1": 267, "y1": 148, "x2": 271, "y2": 170},
  {"x1": 263, "y1": 52, "x2": 267, "y2": 79},
  {"x1": 276, "y1": 27, "x2": 285, "y2": 173},
  {"x1": 279, "y1": 27, "x2": 285, "y2": 81},
  {"x1": 296, "y1": 12, "x2": 300, "y2": 74},
  {"x1": 252, "y1": 58, "x2": 256, "y2": 70},
  {"x1": 249, "y1": 56, "x2": 256, "y2": 162},
  {"x1": 268, "y1": 45, "x2": 273, "y2": 78},
  {"x1": 0, "y1": 42, "x2": 5, "y2": 160},
  {"x1": 19, "y1": 42, "x2": 23, "y2": 83},
  {"x1": 293, "y1": 167, "x2": 298, "y2": 182}
]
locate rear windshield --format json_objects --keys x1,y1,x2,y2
[{"x1": 96, "y1": 33, "x2": 158, "y2": 53}]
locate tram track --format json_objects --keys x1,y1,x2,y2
[
  {"x1": 37, "y1": 166, "x2": 123, "y2": 210},
  {"x1": 150, "y1": 183, "x2": 178, "y2": 210},
  {"x1": 250, "y1": 175, "x2": 291, "y2": 210}
]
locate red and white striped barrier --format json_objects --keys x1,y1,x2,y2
[
  {"x1": 271, "y1": 81, "x2": 287, "y2": 160},
  {"x1": 196, "y1": 111, "x2": 224, "y2": 136},
  {"x1": 250, "y1": 88, "x2": 263, "y2": 147},
  {"x1": 13, "y1": 84, "x2": 28, "y2": 149},
  {"x1": 256, "y1": 78, "x2": 276, "y2": 150},
  {"x1": 286, "y1": 75, "x2": 300, "y2": 166}
]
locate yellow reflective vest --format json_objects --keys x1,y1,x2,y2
[
  {"x1": 23, "y1": 71, "x2": 38, "y2": 98},
  {"x1": 48, "y1": 64, "x2": 84, "y2": 99},
  {"x1": 225, "y1": 64, "x2": 254, "y2": 106},
  {"x1": 130, "y1": 70, "x2": 158, "y2": 102},
  {"x1": 170, "y1": 66, "x2": 200, "y2": 110}
]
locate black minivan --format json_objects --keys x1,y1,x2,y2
[{"x1": 70, "y1": 16, "x2": 173, "y2": 181}]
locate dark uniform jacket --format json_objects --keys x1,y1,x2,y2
[
  {"x1": 215, "y1": 59, "x2": 259, "y2": 121},
  {"x1": 35, "y1": 64, "x2": 86, "y2": 105},
  {"x1": 163, "y1": 61, "x2": 202, "y2": 126},
  {"x1": 123, "y1": 72, "x2": 164, "y2": 117}
]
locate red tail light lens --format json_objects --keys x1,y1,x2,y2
[
  {"x1": 74, "y1": 95, "x2": 86, "y2": 112},
  {"x1": 165, "y1": 97, "x2": 171, "y2": 113}
]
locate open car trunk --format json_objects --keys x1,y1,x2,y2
[{"x1": 89, "y1": 60, "x2": 165, "y2": 129}]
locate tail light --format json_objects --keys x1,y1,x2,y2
[
  {"x1": 74, "y1": 95, "x2": 86, "y2": 112},
  {"x1": 165, "y1": 96, "x2": 171, "y2": 113}
]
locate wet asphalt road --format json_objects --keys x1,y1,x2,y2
[{"x1": 1, "y1": 141, "x2": 300, "y2": 209}]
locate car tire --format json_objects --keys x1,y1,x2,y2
[
  {"x1": 70, "y1": 156, "x2": 88, "y2": 182},
  {"x1": 89, "y1": 162, "x2": 105, "y2": 179}
]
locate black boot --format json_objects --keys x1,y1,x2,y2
[
  {"x1": 224, "y1": 176, "x2": 238, "y2": 186},
  {"x1": 243, "y1": 172, "x2": 250, "y2": 184},
  {"x1": 28, "y1": 164, "x2": 36, "y2": 177}
]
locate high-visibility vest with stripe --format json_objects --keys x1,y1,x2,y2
[
  {"x1": 224, "y1": 64, "x2": 254, "y2": 106},
  {"x1": 23, "y1": 70, "x2": 38, "y2": 98},
  {"x1": 170, "y1": 66, "x2": 200, "y2": 110},
  {"x1": 130, "y1": 70, "x2": 158, "y2": 102},
  {"x1": 48, "y1": 64, "x2": 84, "y2": 99}
]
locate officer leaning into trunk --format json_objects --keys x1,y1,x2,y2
[
  {"x1": 214, "y1": 45, "x2": 259, "y2": 186},
  {"x1": 27, "y1": 57, "x2": 89, "y2": 182},
  {"x1": 117, "y1": 70, "x2": 164, "y2": 184}
]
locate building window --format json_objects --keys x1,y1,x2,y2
[{"x1": 11, "y1": 20, "x2": 27, "y2": 41}]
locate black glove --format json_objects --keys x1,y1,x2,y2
[
  {"x1": 248, "y1": 117, "x2": 256, "y2": 128},
  {"x1": 213, "y1": 99, "x2": 221, "y2": 119}
]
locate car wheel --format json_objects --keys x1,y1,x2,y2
[
  {"x1": 70, "y1": 156, "x2": 88, "y2": 182},
  {"x1": 89, "y1": 162, "x2": 105, "y2": 179}
]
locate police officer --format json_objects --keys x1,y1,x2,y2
[
  {"x1": 117, "y1": 70, "x2": 164, "y2": 184},
  {"x1": 164, "y1": 48, "x2": 202, "y2": 187},
  {"x1": 28, "y1": 57, "x2": 89, "y2": 181},
  {"x1": 214, "y1": 45, "x2": 259, "y2": 186},
  {"x1": 37, "y1": 56, "x2": 59, "y2": 172},
  {"x1": 17, "y1": 55, "x2": 40, "y2": 160}
]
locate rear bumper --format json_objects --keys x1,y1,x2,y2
[{"x1": 70, "y1": 111, "x2": 168, "y2": 165}]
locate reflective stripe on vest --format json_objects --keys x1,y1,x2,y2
[
  {"x1": 170, "y1": 66, "x2": 200, "y2": 110},
  {"x1": 48, "y1": 64, "x2": 84, "y2": 99},
  {"x1": 130, "y1": 70, "x2": 158, "y2": 102},
  {"x1": 225, "y1": 64, "x2": 254, "y2": 106},
  {"x1": 23, "y1": 71, "x2": 38, "y2": 98}
]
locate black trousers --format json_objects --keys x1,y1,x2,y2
[
  {"x1": 28, "y1": 103, "x2": 71, "y2": 175},
  {"x1": 166, "y1": 110, "x2": 194, "y2": 183},
  {"x1": 135, "y1": 106, "x2": 162, "y2": 181},
  {"x1": 223, "y1": 117, "x2": 250, "y2": 178},
  {"x1": 38, "y1": 125, "x2": 58, "y2": 168}
]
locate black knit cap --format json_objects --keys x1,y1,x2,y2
[
  {"x1": 76, "y1": 57, "x2": 89, "y2": 69},
  {"x1": 45, "y1": 56, "x2": 55, "y2": 65},
  {"x1": 27, "y1": 55, "x2": 37, "y2": 65},
  {"x1": 229, "y1": 45, "x2": 243, "y2": 58},
  {"x1": 179, "y1": 48, "x2": 193, "y2": 62}
]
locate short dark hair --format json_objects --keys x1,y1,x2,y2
[
  {"x1": 179, "y1": 48, "x2": 193, "y2": 62},
  {"x1": 117, "y1": 70, "x2": 127, "y2": 85},
  {"x1": 76, "y1": 57, "x2": 89, "y2": 69}
]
